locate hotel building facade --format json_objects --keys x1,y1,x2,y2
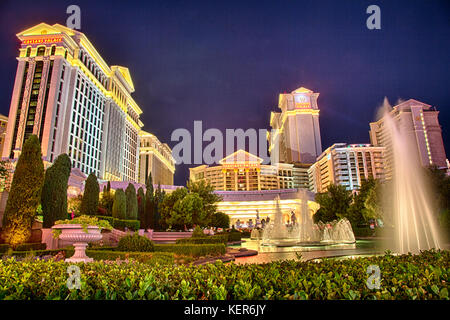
[
  {"x1": 308, "y1": 143, "x2": 386, "y2": 193},
  {"x1": 2, "y1": 23, "x2": 144, "y2": 182},
  {"x1": 369, "y1": 99, "x2": 447, "y2": 178},
  {"x1": 189, "y1": 150, "x2": 314, "y2": 191},
  {"x1": 138, "y1": 131, "x2": 176, "y2": 186}
]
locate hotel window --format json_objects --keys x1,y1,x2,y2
[
  {"x1": 51, "y1": 45, "x2": 56, "y2": 56},
  {"x1": 37, "y1": 46, "x2": 46, "y2": 56},
  {"x1": 26, "y1": 47, "x2": 31, "y2": 57}
]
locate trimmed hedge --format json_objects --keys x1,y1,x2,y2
[
  {"x1": 113, "y1": 219, "x2": 140, "y2": 231},
  {"x1": 84, "y1": 251, "x2": 174, "y2": 265},
  {"x1": 154, "y1": 243, "x2": 226, "y2": 257},
  {"x1": 0, "y1": 244, "x2": 11, "y2": 254},
  {"x1": 117, "y1": 234, "x2": 154, "y2": 252},
  {"x1": 176, "y1": 235, "x2": 229, "y2": 244},
  {"x1": 0, "y1": 250, "x2": 448, "y2": 299},
  {"x1": 14, "y1": 243, "x2": 46, "y2": 252},
  {"x1": 95, "y1": 216, "x2": 140, "y2": 231},
  {"x1": 353, "y1": 227, "x2": 376, "y2": 237}
]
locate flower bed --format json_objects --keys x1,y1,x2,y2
[{"x1": 0, "y1": 250, "x2": 448, "y2": 300}]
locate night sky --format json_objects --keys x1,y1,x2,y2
[{"x1": 0, "y1": 0, "x2": 449, "y2": 186}]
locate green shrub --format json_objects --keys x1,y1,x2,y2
[
  {"x1": 0, "y1": 250, "x2": 448, "y2": 300},
  {"x1": 2, "y1": 135, "x2": 44, "y2": 247},
  {"x1": 192, "y1": 226, "x2": 204, "y2": 237},
  {"x1": 154, "y1": 243, "x2": 226, "y2": 257},
  {"x1": 125, "y1": 183, "x2": 138, "y2": 220},
  {"x1": 95, "y1": 215, "x2": 115, "y2": 226},
  {"x1": 14, "y1": 243, "x2": 46, "y2": 251},
  {"x1": 0, "y1": 244, "x2": 10, "y2": 254},
  {"x1": 112, "y1": 189, "x2": 127, "y2": 220},
  {"x1": 41, "y1": 154, "x2": 72, "y2": 228},
  {"x1": 176, "y1": 234, "x2": 228, "y2": 244},
  {"x1": 84, "y1": 250, "x2": 174, "y2": 265},
  {"x1": 80, "y1": 173, "x2": 99, "y2": 216},
  {"x1": 113, "y1": 219, "x2": 140, "y2": 231},
  {"x1": 227, "y1": 231, "x2": 242, "y2": 242},
  {"x1": 353, "y1": 227, "x2": 375, "y2": 237},
  {"x1": 117, "y1": 233, "x2": 154, "y2": 252}
]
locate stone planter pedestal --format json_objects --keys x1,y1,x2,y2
[{"x1": 52, "y1": 224, "x2": 102, "y2": 263}]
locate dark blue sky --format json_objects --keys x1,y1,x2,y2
[{"x1": 0, "y1": 0, "x2": 449, "y2": 185}]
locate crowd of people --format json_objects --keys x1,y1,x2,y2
[{"x1": 233, "y1": 210, "x2": 298, "y2": 230}]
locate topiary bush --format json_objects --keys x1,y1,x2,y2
[
  {"x1": 112, "y1": 189, "x2": 126, "y2": 220},
  {"x1": 125, "y1": 183, "x2": 138, "y2": 220},
  {"x1": 80, "y1": 173, "x2": 99, "y2": 216},
  {"x1": 2, "y1": 135, "x2": 44, "y2": 247},
  {"x1": 41, "y1": 153, "x2": 72, "y2": 228},
  {"x1": 192, "y1": 225, "x2": 204, "y2": 237},
  {"x1": 117, "y1": 233, "x2": 154, "y2": 252}
]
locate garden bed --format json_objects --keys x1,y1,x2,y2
[{"x1": 0, "y1": 249, "x2": 447, "y2": 299}]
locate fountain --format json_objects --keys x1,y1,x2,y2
[
  {"x1": 380, "y1": 98, "x2": 442, "y2": 254},
  {"x1": 261, "y1": 191, "x2": 355, "y2": 246}
]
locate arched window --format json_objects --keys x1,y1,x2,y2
[
  {"x1": 64, "y1": 50, "x2": 67, "y2": 59},
  {"x1": 26, "y1": 47, "x2": 31, "y2": 57},
  {"x1": 51, "y1": 45, "x2": 56, "y2": 56},
  {"x1": 37, "y1": 46, "x2": 46, "y2": 56}
]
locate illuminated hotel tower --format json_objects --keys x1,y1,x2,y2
[
  {"x1": 269, "y1": 87, "x2": 322, "y2": 164},
  {"x1": 2, "y1": 23, "x2": 143, "y2": 181}
]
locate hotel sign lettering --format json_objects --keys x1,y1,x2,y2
[{"x1": 22, "y1": 37, "x2": 63, "y2": 45}]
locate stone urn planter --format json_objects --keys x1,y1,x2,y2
[{"x1": 52, "y1": 224, "x2": 103, "y2": 263}]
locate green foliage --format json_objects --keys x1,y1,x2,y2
[
  {"x1": 125, "y1": 183, "x2": 138, "y2": 220},
  {"x1": 112, "y1": 189, "x2": 127, "y2": 220},
  {"x1": 113, "y1": 219, "x2": 140, "y2": 231},
  {"x1": 0, "y1": 244, "x2": 11, "y2": 254},
  {"x1": 95, "y1": 215, "x2": 140, "y2": 231},
  {"x1": 314, "y1": 184, "x2": 353, "y2": 224},
  {"x1": 137, "y1": 187, "x2": 145, "y2": 227},
  {"x1": 117, "y1": 233, "x2": 154, "y2": 252},
  {"x1": 143, "y1": 174, "x2": 155, "y2": 230},
  {"x1": 176, "y1": 235, "x2": 229, "y2": 244},
  {"x1": 211, "y1": 212, "x2": 230, "y2": 229},
  {"x1": 187, "y1": 180, "x2": 222, "y2": 226},
  {"x1": 0, "y1": 161, "x2": 9, "y2": 191},
  {"x1": 192, "y1": 225, "x2": 204, "y2": 237},
  {"x1": 68, "y1": 195, "x2": 82, "y2": 217},
  {"x1": 52, "y1": 215, "x2": 113, "y2": 238},
  {"x1": 153, "y1": 184, "x2": 165, "y2": 230},
  {"x1": 80, "y1": 173, "x2": 99, "y2": 216},
  {"x1": 0, "y1": 250, "x2": 447, "y2": 299},
  {"x1": 99, "y1": 183, "x2": 114, "y2": 215},
  {"x1": 2, "y1": 135, "x2": 44, "y2": 247},
  {"x1": 41, "y1": 154, "x2": 72, "y2": 228},
  {"x1": 153, "y1": 243, "x2": 226, "y2": 257},
  {"x1": 14, "y1": 243, "x2": 46, "y2": 251}
]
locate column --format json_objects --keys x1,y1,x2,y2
[
  {"x1": 256, "y1": 167, "x2": 261, "y2": 190},
  {"x1": 245, "y1": 168, "x2": 249, "y2": 191},
  {"x1": 222, "y1": 169, "x2": 226, "y2": 190},
  {"x1": 234, "y1": 169, "x2": 238, "y2": 191}
]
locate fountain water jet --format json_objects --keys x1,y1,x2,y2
[
  {"x1": 380, "y1": 98, "x2": 442, "y2": 253},
  {"x1": 261, "y1": 191, "x2": 355, "y2": 246}
]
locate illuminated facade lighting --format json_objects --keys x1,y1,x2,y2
[
  {"x1": 369, "y1": 99, "x2": 447, "y2": 176},
  {"x1": 2, "y1": 23, "x2": 145, "y2": 182}
]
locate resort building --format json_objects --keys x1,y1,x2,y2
[
  {"x1": 369, "y1": 99, "x2": 447, "y2": 178},
  {"x1": 189, "y1": 150, "x2": 303, "y2": 191},
  {"x1": 0, "y1": 114, "x2": 8, "y2": 158},
  {"x1": 2, "y1": 23, "x2": 143, "y2": 182},
  {"x1": 268, "y1": 87, "x2": 322, "y2": 164},
  {"x1": 215, "y1": 188, "x2": 319, "y2": 227},
  {"x1": 308, "y1": 143, "x2": 386, "y2": 193},
  {"x1": 138, "y1": 130, "x2": 176, "y2": 186}
]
